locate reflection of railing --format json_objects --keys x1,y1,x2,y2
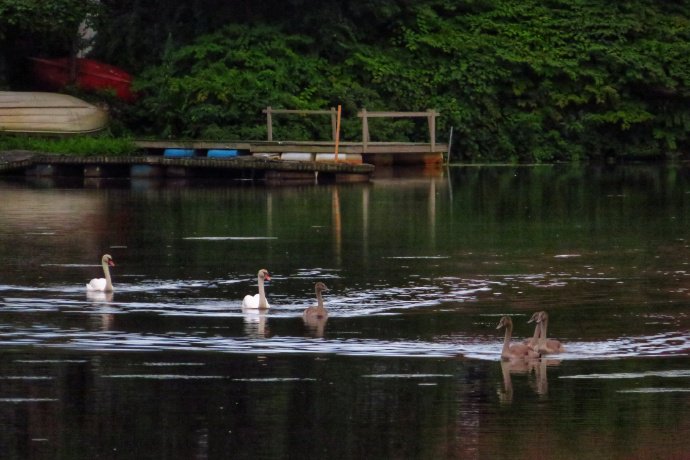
[{"x1": 262, "y1": 106, "x2": 442, "y2": 154}]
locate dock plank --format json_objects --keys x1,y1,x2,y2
[
  {"x1": 134, "y1": 140, "x2": 447, "y2": 155},
  {"x1": 0, "y1": 150, "x2": 37, "y2": 172}
]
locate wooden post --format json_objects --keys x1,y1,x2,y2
[
  {"x1": 266, "y1": 106, "x2": 273, "y2": 141},
  {"x1": 335, "y1": 105, "x2": 342, "y2": 162},
  {"x1": 330, "y1": 107, "x2": 337, "y2": 141},
  {"x1": 361, "y1": 108, "x2": 369, "y2": 152},
  {"x1": 446, "y1": 126, "x2": 453, "y2": 165},
  {"x1": 428, "y1": 109, "x2": 436, "y2": 152}
]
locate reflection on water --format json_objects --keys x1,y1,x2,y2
[
  {"x1": 303, "y1": 314, "x2": 328, "y2": 338},
  {"x1": 243, "y1": 310, "x2": 269, "y2": 338},
  {"x1": 1, "y1": 165, "x2": 690, "y2": 458},
  {"x1": 86, "y1": 290, "x2": 113, "y2": 303},
  {"x1": 499, "y1": 358, "x2": 560, "y2": 403}
]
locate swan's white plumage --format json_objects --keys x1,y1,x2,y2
[
  {"x1": 242, "y1": 294, "x2": 270, "y2": 310},
  {"x1": 242, "y1": 269, "x2": 270, "y2": 310},
  {"x1": 86, "y1": 254, "x2": 115, "y2": 292},
  {"x1": 86, "y1": 278, "x2": 108, "y2": 291}
]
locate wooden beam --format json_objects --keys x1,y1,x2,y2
[
  {"x1": 262, "y1": 106, "x2": 337, "y2": 142},
  {"x1": 361, "y1": 108, "x2": 369, "y2": 151},
  {"x1": 263, "y1": 108, "x2": 333, "y2": 115},
  {"x1": 133, "y1": 140, "x2": 448, "y2": 155},
  {"x1": 428, "y1": 109, "x2": 436, "y2": 152},
  {"x1": 356, "y1": 110, "x2": 440, "y2": 118},
  {"x1": 265, "y1": 106, "x2": 273, "y2": 141},
  {"x1": 356, "y1": 108, "x2": 441, "y2": 151},
  {"x1": 330, "y1": 107, "x2": 337, "y2": 141}
]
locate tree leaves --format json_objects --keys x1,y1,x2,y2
[{"x1": 33, "y1": 0, "x2": 690, "y2": 161}]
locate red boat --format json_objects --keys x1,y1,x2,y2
[{"x1": 29, "y1": 57, "x2": 136, "y2": 102}]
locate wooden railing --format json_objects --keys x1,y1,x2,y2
[
  {"x1": 262, "y1": 106, "x2": 338, "y2": 141},
  {"x1": 262, "y1": 107, "x2": 441, "y2": 154},
  {"x1": 358, "y1": 109, "x2": 439, "y2": 152}
]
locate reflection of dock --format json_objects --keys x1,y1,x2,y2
[{"x1": 0, "y1": 151, "x2": 374, "y2": 184}]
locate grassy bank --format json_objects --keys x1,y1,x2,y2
[{"x1": 0, "y1": 134, "x2": 140, "y2": 156}]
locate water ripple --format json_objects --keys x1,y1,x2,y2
[
  {"x1": 618, "y1": 388, "x2": 690, "y2": 393},
  {"x1": 0, "y1": 398, "x2": 58, "y2": 404},
  {"x1": 1, "y1": 276, "x2": 688, "y2": 361},
  {"x1": 561, "y1": 369, "x2": 690, "y2": 379},
  {"x1": 1, "y1": 274, "x2": 492, "y2": 317},
  {"x1": 0, "y1": 325, "x2": 686, "y2": 361}
]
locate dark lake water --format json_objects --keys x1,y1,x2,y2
[{"x1": 0, "y1": 164, "x2": 689, "y2": 459}]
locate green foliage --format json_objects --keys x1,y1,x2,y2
[
  {"x1": 0, "y1": 0, "x2": 100, "y2": 47},
  {"x1": 0, "y1": 0, "x2": 101, "y2": 88},
  {"x1": 130, "y1": 24, "x2": 392, "y2": 141},
  {"x1": 381, "y1": 0, "x2": 690, "y2": 161},
  {"x1": 7, "y1": 0, "x2": 690, "y2": 162}
]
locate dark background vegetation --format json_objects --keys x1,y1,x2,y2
[{"x1": 1, "y1": 0, "x2": 690, "y2": 162}]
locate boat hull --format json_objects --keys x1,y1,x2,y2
[
  {"x1": 30, "y1": 57, "x2": 136, "y2": 102},
  {"x1": 0, "y1": 91, "x2": 108, "y2": 134}
]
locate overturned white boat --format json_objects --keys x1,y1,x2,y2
[{"x1": 0, "y1": 91, "x2": 108, "y2": 134}]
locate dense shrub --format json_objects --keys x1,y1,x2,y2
[{"x1": 7, "y1": 0, "x2": 690, "y2": 162}]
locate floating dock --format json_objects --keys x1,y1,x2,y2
[
  {"x1": 132, "y1": 107, "x2": 449, "y2": 167},
  {"x1": 0, "y1": 107, "x2": 448, "y2": 183},
  {"x1": 134, "y1": 140, "x2": 447, "y2": 167},
  {"x1": 0, "y1": 150, "x2": 374, "y2": 184}
]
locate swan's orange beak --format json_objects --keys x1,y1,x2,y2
[
  {"x1": 108, "y1": 259, "x2": 115, "y2": 267},
  {"x1": 264, "y1": 273, "x2": 271, "y2": 281}
]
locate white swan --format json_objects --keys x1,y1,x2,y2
[
  {"x1": 302, "y1": 282, "x2": 329, "y2": 321},
  {"x1": 242, "y1": 269, "x2": 271, "y2": 310},
  {"x1": 86, "y1": 254, "x2": 115, "y2": 292}
]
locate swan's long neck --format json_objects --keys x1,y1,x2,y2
[
  {"x1": 531, "y1": 322, "x2": 541, "y2": 341},
  {"x1": 502, "y1": 323, "x2": 512, "y2": 355},
  {"x1": 103, "y1": 261, "x2": 113, "y2": 291},
  {"x1": 257, "y1": 276, "x2": 268, "y2": 309},
  {"x1": 538, "y1": 318, "x2": 549, "y2": 347},
  {"x1": 315, "y1": 288, "x2": 325, "y2": 310}
]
